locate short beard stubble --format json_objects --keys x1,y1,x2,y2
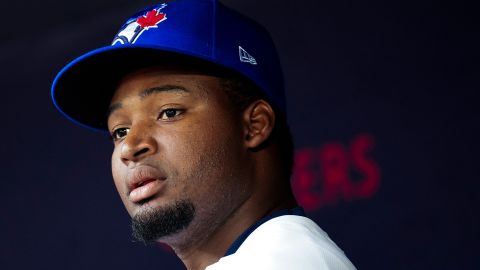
[{"x1": 132, "y1": 200, "x2": 195, "y2": 244}]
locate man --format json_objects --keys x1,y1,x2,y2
[{"x1": 51, "y1": 0, "x2": 356, "y2": 269}]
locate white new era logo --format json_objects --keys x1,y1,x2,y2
[{"x1": 239, "y1": 46, "x2": 257, "y2": 65}]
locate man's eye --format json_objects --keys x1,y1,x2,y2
[
  {"x1": 159, "y1": 108, "x2": 183, "y2": 120},
  {"x1": 111, "y1": 127, "x2": 130, "y2": 141}
]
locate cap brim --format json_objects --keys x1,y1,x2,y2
[{"x1": 51, "y1": 44, "x2": 219, "y2": 132}]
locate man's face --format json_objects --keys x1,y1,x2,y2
[{"x1": 108, "y1": 66, "x2": 252, "y2": 244}]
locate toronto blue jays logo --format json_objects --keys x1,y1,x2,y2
[{"x1": 112, "y1": 4, "x2": 168, "y2": 45}]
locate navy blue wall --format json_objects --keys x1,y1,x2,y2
[{"x1": 1, "y1": 0, "x2": 478, "y2": 269}]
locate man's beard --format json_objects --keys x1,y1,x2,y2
[{"x1": 131, "y1": 200, "x2": 195, "y2": 244}]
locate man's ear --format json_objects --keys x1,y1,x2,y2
[{"x1": 242, "y1": 100, "x2": 275, "y2": 149}]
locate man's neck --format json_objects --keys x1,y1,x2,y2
[{"x1": 172, "y1": 193, "x2": 297, "y2": 270}]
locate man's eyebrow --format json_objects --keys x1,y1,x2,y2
[
  {"x1": 107, "y1": 85, "x2": 189, "y2": 119},
  {"x1": 139, "y1": 85, "x2": 189, "y2": 98},
  {"x1": 107, "y1": 103, "x2": 122, "y2": 119}
]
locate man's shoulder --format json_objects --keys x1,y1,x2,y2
[{"x1": 206, "y1": 215, "x2": 356, "y2": 270}]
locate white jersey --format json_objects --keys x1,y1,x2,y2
[{"x1": 205, "y1": 215, "x2": 356, "y2": 270}]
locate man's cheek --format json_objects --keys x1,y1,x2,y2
[{"x1": 111, "y1": 159, "x2": 127, "y2": 201}]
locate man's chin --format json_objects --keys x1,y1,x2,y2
[{"x1": 131, "y1": 200, "x2": 195, "y2": 244}]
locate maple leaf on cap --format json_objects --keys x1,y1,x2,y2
[{"x1": 137, "y1": 9, "x2": 166, "y2": 29}]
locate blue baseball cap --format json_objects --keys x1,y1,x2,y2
[{"x1": 51, "y1": 0, "x2": 285, "y2": 132}]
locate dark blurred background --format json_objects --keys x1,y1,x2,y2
[{"x1": 1, "y1": 0, "x2": 478, "y2": 269}]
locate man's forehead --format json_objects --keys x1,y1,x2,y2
[
  {"x1": 107, "y1": 66, "x2": 226, "y2": 116},
  {"x1": 112, "y1": 66, "x2": 218, "y2": 100},
  {"x1": 108, "y1": 84, "x2": 189, "y2": 111}
]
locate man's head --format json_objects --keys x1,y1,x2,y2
[
  {"x1": 51, "y1": 0, "x2": 296, "y2": 253},
  {"x1": 107, "y1": 61, "x2": 293, "y2": 246}
]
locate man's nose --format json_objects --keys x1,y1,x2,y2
[{"x1": 119, "y1": 123, "x2": 158, "y2": 165}]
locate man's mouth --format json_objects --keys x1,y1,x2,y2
[
  {"x1": 127, "y1": 166, "x2": 167, "y2": 203},
  {"x1": 135, "y1": 178, "x2": 156, "y2": 189},
  {"x1": 129, "y1": 178, "x2": 164, "y2": 203}
]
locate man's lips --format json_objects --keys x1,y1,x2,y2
[
  {"x1": 126, "y1": 166, "x2": 166, "y2": 203},
  {"x1": 129, "y1": 179, "x2": 164, "y2": 203}
]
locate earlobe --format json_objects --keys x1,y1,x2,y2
[{"x1": 243, "y1": 100, "x2": 275, "y2": 149}]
